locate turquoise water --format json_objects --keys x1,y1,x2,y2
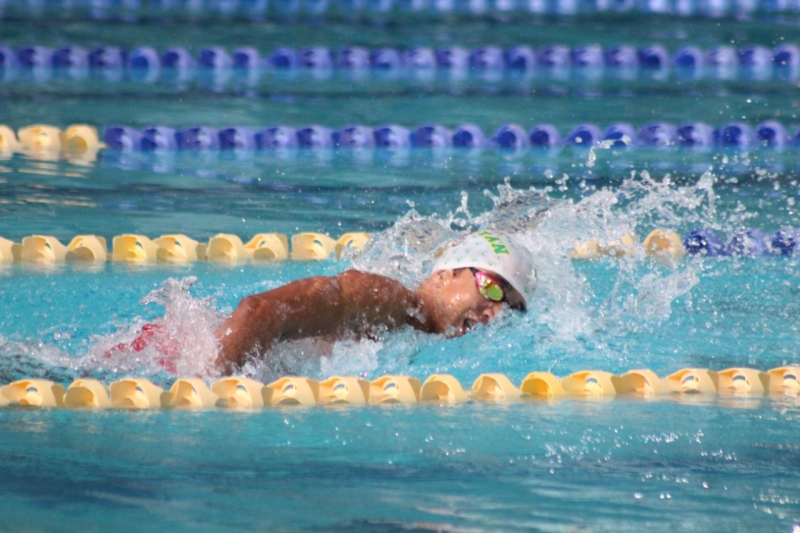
[
  {"x1": 2, "y1": 14, "x2": 800, "y2": 533},
  {"x1": 1, "y1": 162, "x2": 799, "y2": 531},
  {"x1": 1, "y1": 400, "x2": 799, "y2": 532}
]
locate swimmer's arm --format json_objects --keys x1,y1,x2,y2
[{"x1": 214, "y1": 270, "x2": 417, "y2": 370}]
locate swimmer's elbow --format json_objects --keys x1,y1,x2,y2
[
  {"x1": 220, "y1": 294, "x2": 270, "y2": 339},
  {"x1": 236, "y1": 294, "x2": 262, "y2": 316},
  {"x1": 224, "y1": 295, "x2": 256, "y2": 327}
]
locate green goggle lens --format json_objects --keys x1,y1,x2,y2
[{"x1": 473, "y1": 270, "x2": 505, "y2": 303}]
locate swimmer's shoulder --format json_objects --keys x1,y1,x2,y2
[
  {"x1": 335, "y1": 269, "x2": 411, "y2": 293},
  {"x1": 334, "y1": 269, "x2": 417, "y2": 310}
]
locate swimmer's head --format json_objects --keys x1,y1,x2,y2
[
  {"x1": 433, "y1": 230, "x2": 536, "y2": 312},
  {"x1": 417, "y1": 230, "x2": 535, "y2": 336}
]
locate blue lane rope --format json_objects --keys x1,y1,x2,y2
[
  {"x1": 4, "y1": 121, "x2": 799, "y2": 157},
  {"x1": 1, "y1": 121, "x2": 796, "y2": 152},
  {"x1": 0, "y1": 0, "x2": 797, "y2": 21},
  {"x1": 0, "y1": 43, "x2": 798, "y2": 83},
  {"x1": 100, "y1": 121, "x2": 800, "y2": 150}
]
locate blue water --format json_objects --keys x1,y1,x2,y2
[
  {"x1": 1, "y1": 169, "x2": 799, "y2": 531},
  {"x1": 1, "y1": 400, "x2": 799, "y2": 532},
  {"x1": 2, "y1": 14, "x2": 800, "y2": 533}
]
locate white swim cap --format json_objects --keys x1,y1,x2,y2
[{"x1": 433, "y1": 230, "x2": 536, "y2": 310}]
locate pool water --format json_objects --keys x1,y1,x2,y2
[{"x1": 2, "y1": 14, "x2": 800, "y2": 533}]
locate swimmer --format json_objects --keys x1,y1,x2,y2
[{"x1": 110, "y1": 230, "x2": 536, "y2": 374}]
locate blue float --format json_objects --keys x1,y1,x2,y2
[
  {"x1": 552, "y1": 0, "x2": 578, "y2": 15},
  {"x1": 738, "y1": 45, "x2": 772, "y2": 70},
  {"x1": 368, "y1": 0, "x2": 394, "y2": 12},
  {"x1": 370, "y1": 48, "x2": 402, "y2": 70},
  {"x1": 435, "y1": 47, "x2": 469, "y2": 70},
  {"x1": 608, "y1": 0, "x2": 635, "y2": 10},
  {"x1": 162, "y1": 47, "x2": 194, "y2": 69},
  {"x1": 565, "y1": 124, "x2": 602, "y2": 147},
  {"x1": 233, "y1": 47, "x2": 261, "y2": 69},
  {"x1": 491, "y1": 124, "x2": 529, "y2": 150},
  {"x1": 255, "y1": 126, "x2": 297, "y2": 149},
  {"x1": 683, "y1": 229, "x2": 726, "y2": 256},
  {"x1": 457, "y1": 0, "x2": 488, "y2": 14},
  {"x1": 304, "y1": 0, "x2": 331, "y2": 14},
  {"x1": 637, "y1": 0, "x2": 670, "y2": 14},
  {"x1": 373, "y1": 125, "x2": 411, "y2": 149},
  {"x1": 397, "y1": 0, "x2": 432, "y2": 13},
  {"x1": 536, "y1": 45, "x2": 570, "y2": 67},
  {"x1": 273, "y1": 0, "x2": 301, "y2": 13},
  {"x1": 141, "y1": 127, "x2": 177, "y2": 151},
  {"x1": 738, "y1": 45, "x2": 772, "y2": 79},
  {"x1": 638, "y1": 122, "x2": 677, "y2": 146},
  {"x1": 774, "y1": 44, "x2": 800, "y2": 69},
  {"x1": 505, "y1": 46, "x2": 536, "y2": 70},
  {"x1": 212, "y1": 0, "x2": 242, "y2": 15},
  {"x1": 529, "y1": 124, "x2": 562, "y2": 148},
  {"x1": 88, "y1": 46, "x2": 125, "y2": 69},
  {"x1": 337, "y1": 47, "x2": 370, "y2": 69},
  {"x1": 299, "y1": 47, "x2": 333, "y2": 69},
  {"x1": 604, "y1": 45, "x2": 638, "y2": 68},
  {"x1": 0, "y1": 46, "x2": 18, "y2": 69},
  {"x1": 140, "y1": 0, "x2": 173, "y2": 13},
  {"x1": 756, "y1": 121, "x2": 787, "y2": 149},
  {"x1": 727, "y1": 228, "x2": 770, "y2": 257},
  {"x1": 269, "y1": 48, "x2": 298, "y2": 69},
  {"x1": 491, "y1": 0, "x2": 515, "y2": 12},
  {"x1": 452, "y1": 124, "x2": 486, "y2": 149},
  {"x1": 705, "y1": 46, "x2": 738, "y2": 80},
  {"x1": 677, "y1": 122, "x2": 715, "y2": 148},
  {"x1": 571, "y1": 45, "x2": 604, "y2": 68},
  {"x1": 198, "y1": 47, "x2": 232, "y2": 69},
  {"x1": 333, "y1": 125, "x2": 374, "y2": 148},
  {"x1": 128, "y1": 47, "x2": 160, "y2": 70},
  {"x1": 52, "y1": 46, "x2": 88, "y2": 69},
  {"x1": 17, "y1": 46, "x2": 51, "y2": 68},
  {"x1": 219, "y1": 127, "x2": 256, "y2": 150},
  {"x1": 638, "y1": 45, "x2": 669, "y2": 69},
  {"x1": 296, "y1": 125, "x2": 333, "y2": 148},
  {"x1": 177, "y1": 126, "x2": 220, "y2": 150},
  {"x1": 241, "y1": 0, "x2": 269, "y2": 16},
  {"x1": 603, "y1": 123, "x2": 636, "y2": 147},
  {"x1": 717, "y1": 122, "x2": 754, "y2": 148},
  {"x1": 673, "y1": 46, "x2": 704, "y2": 69},
  {"x1": 401, "y1": 0, "x2": 431, "y2": 11},
  {"x1": 401, "y1": 48, "x2": 436, "y2": 69},
  {"x1": 103, "y1": 126, "x2": 142, "y2": 151},
  {"x1": 469, "y1": 46, "x2": 504, "y2": 70},
  {"x1": 706, "y1": 45, "x2": 738, "y2": 68},
  {"x1": 412, "y1": 125, "x2": 452, "y2": 148},
  {"x1": 772, "y1": 228, "x2": 800, "y2": 256},
  {"x1": 774, "y1": 44, "x2": 799, "y2": 80},
  {"x1": 336, "y1": 0, "x2": 367, "y2": 11}
]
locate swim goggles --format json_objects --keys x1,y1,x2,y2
[
  {"x1": 470, "y1": 267, "x2": 506, "y2": 304},
  {"x1": 469, "y1": 267, "x2": 526, "y2": 312}
]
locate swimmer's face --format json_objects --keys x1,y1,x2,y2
[{"x1": 425, "y1": 268, "x2": 522, "y2": 337}]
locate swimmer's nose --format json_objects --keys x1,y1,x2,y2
[{"x1": 480, "y1": 301, "x2": 503, "y2": 323}]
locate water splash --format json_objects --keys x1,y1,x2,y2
[
  {"x1": 80, "y1": 277, "x2": 224, "y2": 382},
  {"x1": 351, "y1": 178, "x2": 554, "y2": 287},
  {"x1": 348, "y1": 174, "x2": 727, "y2": 377}
]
